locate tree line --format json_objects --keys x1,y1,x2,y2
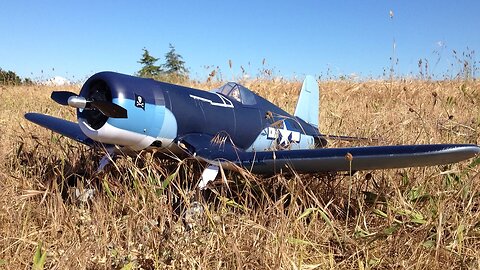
[
  {"x1": 0, "y1": 68, "x2": 32, "y2": 85},
  {"x1": 1, "y1": 43, "x2": 188, "y2": 85}
]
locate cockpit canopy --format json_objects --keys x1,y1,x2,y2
[{"x1": 213, "y1": 82, "x2": 257, "y2": 105}]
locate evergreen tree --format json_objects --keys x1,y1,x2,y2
[
  {"x1": 162, "y1": 44, "x2": 188, "y2": 77},
  {"x1": 137, "y1": 48, "x2": 162, "y2": 78}
]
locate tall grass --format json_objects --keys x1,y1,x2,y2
[{"x1": 0, "y1": 78, "x2": 479, "y2": 269}]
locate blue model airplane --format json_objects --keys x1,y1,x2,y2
[{"x1": 25, "y1": 72, "x2": 480, "y2": 188}]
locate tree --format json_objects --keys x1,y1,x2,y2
[
  {"x1": 0, "y1": 68, "x2": 22, "y2": 85},
  {"x1": 137, "y1": 48, "x2": 162, "y2": 78},
  {"x1": 162, "y1": 44, "x2": 188, "y2": 77}
]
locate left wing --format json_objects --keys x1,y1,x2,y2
[
  {"x1": 179, "y1": 134, "x2": 480, "y2": 174},
  {"x1": 241, "y1": 144, "x2": 479, "y2": 174}
]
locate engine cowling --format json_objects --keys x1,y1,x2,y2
[{"x1": 77, "y1": 72, "x2": 177, "y2": 151}]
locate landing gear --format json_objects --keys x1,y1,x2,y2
[
  {"x1": 198, "y1": 164, "x2": 220, "y2": 190},
  {"x1": 184, "y1": 200, "x2": 204, "y2": 230},
  {"x1": 96, "y1": 146, "x2": 116, "y2": 173},
  {"x1": 183, "y1": 164, "x2": 221, "y2": 229}
]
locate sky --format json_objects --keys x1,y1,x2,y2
[{"x1": 0, "y1": 1, "x2": 479, "y2": 82}]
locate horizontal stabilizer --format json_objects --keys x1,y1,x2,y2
[{"x1": 24, "y1": 113, "x2": 94, "y2": 146}]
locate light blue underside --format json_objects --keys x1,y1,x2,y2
[
  {"x1": 158, "y1": 108, "x2": 177, "y2": 141},
  {"x1": 108, "y1": 98, "x2": 165, "y2": 138}
]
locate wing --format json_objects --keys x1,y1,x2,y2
[
  {"x1": 240, "y1": 144, "x2": 480, "y2": 174},
  {"x1": 24, "y1": 113, "x2": 95, "y2": 146},
  {"x1": 178, "y1": 134, "x2": 480, "y2": 174}
]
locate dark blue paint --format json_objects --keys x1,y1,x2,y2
[
  {"x1": 24, "y1": 113, "x2": 95, "y2": 145},
  {"x1": 80, "y1": 72, "x2": 320, "y2": 150}
]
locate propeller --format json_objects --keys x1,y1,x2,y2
[{"x1": 51, "y1": 91, "x2": 128, "y2": 118}]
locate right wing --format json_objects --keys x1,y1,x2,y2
[{"x1": 24, "y1": 113, "x2": 94, "y2": 146}]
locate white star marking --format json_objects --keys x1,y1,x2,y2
[{"x1": 278, "y1": 123, "x2": 292, "y2": 147}]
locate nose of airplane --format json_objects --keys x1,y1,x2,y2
[
  {"x1": 78, "y1": 98, "x2": 178, "y2": 150},
  {"x1": 75, "y1": 72, "x2": 178, "y2": 150}
]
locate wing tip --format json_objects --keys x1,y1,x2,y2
[{"x1": 461, "y1": 145, "x2": 480, "y2": 157}]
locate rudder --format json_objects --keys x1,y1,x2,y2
[{"x1": 294, "y1": 75, "x2": 319, "y2": 128}]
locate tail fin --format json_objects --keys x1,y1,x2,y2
[{"x1": 294, "y1": 75, "x2": 319, "y2": 128}]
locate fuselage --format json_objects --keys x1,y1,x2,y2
[{"x1": 76, "y1": 72, "x2": 321, "y2": 152}]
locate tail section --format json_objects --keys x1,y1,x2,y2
[{"x1": 294, "y1": 75, "x2": 319, "y2": 128}]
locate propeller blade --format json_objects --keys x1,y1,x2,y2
[
  {"x1": 90, "y1": 101, "x2": 128, "y2": 118},
  {"x1": 52, "y1": 91, "x2": 127, "y2": 118},
  {"x1": 51, "y1": 91, "x2": 77, "y2": 106}
]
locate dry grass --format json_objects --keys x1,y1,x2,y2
[{"x1": 1, "y1": 78, "x2": 480, "y2": 269}]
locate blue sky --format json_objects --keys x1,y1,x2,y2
[{"x1": 1, "y1": 1, "x2": 478, "y2": 81}]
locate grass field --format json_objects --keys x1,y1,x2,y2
[{"x1": 1, "y1": 78, "x2": 479, "y2": 269}]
